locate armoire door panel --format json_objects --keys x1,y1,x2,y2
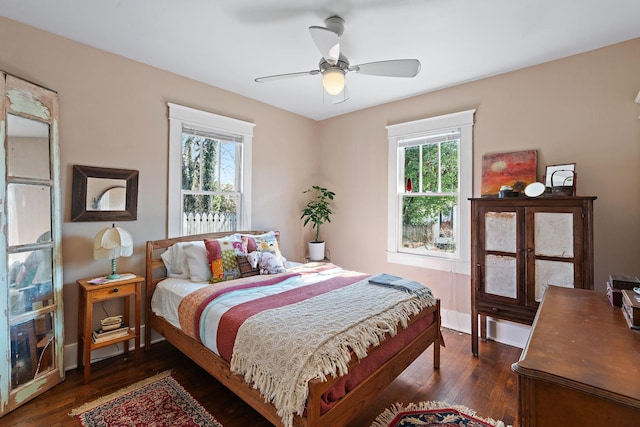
[
  {"x1": 534, "y1": 259, "x2": 575, "y2": 302},
  {"x1": 484, "y1": 254, "x2": 518, "y2": 299},
  {"x1": 484, "y1": 211, "x2": 517, "y2": 253},
  {"x1": 533, "y1": 212, "x2": 574, "y2": 258}
]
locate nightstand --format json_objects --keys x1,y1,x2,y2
[{"x1": 77, "y1": 274, "x2": 144, "y2": 383}]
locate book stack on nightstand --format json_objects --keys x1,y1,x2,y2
[
  {"x1": 606, "y1": 274, "x2": 640, "y2": 307},
  {"x1": 92, "y1": 325, "x2": 130, "y2": 343}
]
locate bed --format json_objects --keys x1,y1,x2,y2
[{"x1": 144, "y1": 230, "x2": 441, "y2": 427}]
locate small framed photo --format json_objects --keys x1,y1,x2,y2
[{"x1": 544, "y1": 163, "x2": 576, "y2": 196}]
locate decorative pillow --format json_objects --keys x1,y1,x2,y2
[
  {"x1": 204, "y1": 235, "x2": 244, "y2": 283},
  {"x1": 183, "y1": 244, "x2": 211, "y2": 282},
  {"x1": 236, "y1": 255, "x2": 260, "y2": 277},
  {"x1": 241, "y1": 231, "x2": 286, "y2": 263}
]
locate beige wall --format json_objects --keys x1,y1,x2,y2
[{"x1": 1, "y1": 16, "x2": 639, "y2": 348}]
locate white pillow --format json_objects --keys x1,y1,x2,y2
[
  {"x1": 160, "y1": 241, "x2": 206, "y2": 279},
  {"x1": 183, "y1": 243, "x2": 211, "y2": 282},
  {"x1": 160, "y1": 245, "x2": 182, "y2": 278}
]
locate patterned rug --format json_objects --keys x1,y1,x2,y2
[
  {"x1": 371, "y1": 401, "x2": 510, "y2": 427},
  {"x1": 69, "y1": 371, "x2": 222, "y2": 427}
]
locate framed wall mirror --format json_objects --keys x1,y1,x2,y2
[{"x1": 71, "y1": 165, "x2": 139, "y2": 221}]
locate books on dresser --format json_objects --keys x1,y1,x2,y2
[
  {"x1": 92, "y1": 325, "x2": 130, "y2": 343},
  {"x1": 608, "y1": 274, "x2": 640, "y2": 290},
  {"x1": 607, "y1": 282, "x2": 623, "y2": 307},
  {"x1": 621, "y1": 290, "x2": 640, "y2": 329}
]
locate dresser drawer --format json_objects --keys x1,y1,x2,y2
[{"x1": 89, "y1": 283, "x2": 136, "y2": 301}]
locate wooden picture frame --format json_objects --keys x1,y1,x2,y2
[{"x1": 70, "y1": 165, "x2": 139, "y2": 221}]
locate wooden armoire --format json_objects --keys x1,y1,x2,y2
[{"x1": 470, "y1": 196, "x2": 596, "y2": 356}]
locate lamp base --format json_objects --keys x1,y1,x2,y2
[{"x1": 106, "y1": 258, "x2": 120, "y2": 280}]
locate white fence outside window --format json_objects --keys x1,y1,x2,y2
[{"x1": 183, "y1": 212, "x2": 237, "y2": 235}]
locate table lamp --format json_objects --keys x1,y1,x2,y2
[{"x1": 93, "y1": 224, "x2": 133, "y2": 279}]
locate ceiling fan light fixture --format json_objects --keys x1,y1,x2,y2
[{"x1": 322, "y1": 68, "x2": 345, "y2": 95}]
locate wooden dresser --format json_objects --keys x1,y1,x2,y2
[{"x1": 512, "y1": 286, "x2": 640, "y2": 426}]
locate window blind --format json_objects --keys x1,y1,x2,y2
[
  {"x1": 182, "y1": 126, "x2": 243, "y2": 143},
  {"x1": 399, "y1": 129, "x2": 461, "y2": 148}
]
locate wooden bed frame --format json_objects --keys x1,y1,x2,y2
[{"x1": 144, "y1": 231, "x2": 441, "y2": 427}]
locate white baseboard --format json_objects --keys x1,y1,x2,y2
[
  {"x1": 64, "y1": 312, "x2": 529, "y2": 371},
  {"x1": 484, "y1": 317, "x2": 530, "y2": 349},
  {"x1": 64, "y1": 325, "x2": 165, "y2": 371},
  {"x1": 440, "y1": 308, "x2": 529, "y2": 349}
]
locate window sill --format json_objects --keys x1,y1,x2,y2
[{"x1": 386, "y1": 251, "x2": 470, "y2": 275}]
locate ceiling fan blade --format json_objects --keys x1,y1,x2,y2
[
  {"x1": 255, "y1": 70, "x2": 320, "y2": 83},
  {"x1": 309, "y1": 26, "x2": 340, "y2": 64},
  {"x1": 350, "y1": 59, "x2": 421, "y2": 77}
]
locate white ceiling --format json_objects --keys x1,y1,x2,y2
[{"x1": 2, "y1": 0, "x2": 640, "y2": 121}]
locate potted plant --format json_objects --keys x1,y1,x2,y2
[{"x1": 300, "y1": 185, "x2": 335, "y2": 261}]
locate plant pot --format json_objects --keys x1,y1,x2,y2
[{"x1": 308, "y1": 241, "x2": 325, "y2": 261}]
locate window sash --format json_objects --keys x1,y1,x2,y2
[{"x1": 402, "y1": 137, "x2": 460, "y2": 195}]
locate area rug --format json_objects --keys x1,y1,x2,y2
[
  {"x1": 371, "y1": 401, "x2": 509, "y2": 427},
  {"x1": 69, "y1": 371, "x2": 222, "y2": 427}
]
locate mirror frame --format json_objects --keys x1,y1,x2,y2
[{"x1": 71, "y1": 165, "x2": 139, "y2": 221}]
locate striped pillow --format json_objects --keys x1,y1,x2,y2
[{"x1": 236, "y1": 255, "x2": 259, "y2": 277}]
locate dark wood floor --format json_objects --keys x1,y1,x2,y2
[{"x1": 1, "y1": 328, "x2": 521, "y2": 427}]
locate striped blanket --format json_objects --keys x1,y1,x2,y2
[{"x1": 177, "y1": 265, "x2": 435, "y2": 427}]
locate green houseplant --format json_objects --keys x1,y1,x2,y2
[{"x1": 301, "y1": 185, "x2": 335, "y2": 260}]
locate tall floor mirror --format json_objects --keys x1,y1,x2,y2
[{"x1": 0, "y1": 73, "x2": 63, "y2": 415}]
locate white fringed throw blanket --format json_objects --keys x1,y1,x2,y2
[{"x1": 230, "y1": 275, "x2": 436, "y2": 427}]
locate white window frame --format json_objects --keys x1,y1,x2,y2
[
  {"x1": 168, "y1": 103, "x2": 254, "y2": 237},
  {"x1": 386, "y1": 109, "x2": 475, "y2": 275}
]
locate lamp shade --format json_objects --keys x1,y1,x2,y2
[
  {"x1": 93, "y1": 225, "x2": 133, "y2": 260},
  {"x1": 322, "y1": 68, "x2": 345, "y2": 95}
]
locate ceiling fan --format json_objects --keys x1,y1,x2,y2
[{"x1": 254, "y1": 16, "x2": 421, "y2": 101}]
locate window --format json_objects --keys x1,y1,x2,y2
[
  {"x1": 386, "y1": 110, "x2": 475, "y2": 274},
  {"x1": 168, "y1": 103, "x2": 254, "y2": 236}
]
